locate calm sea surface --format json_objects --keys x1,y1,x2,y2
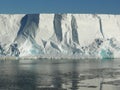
[{"x1": 0, "y1": 59, "x2": 120, "y2": 90}]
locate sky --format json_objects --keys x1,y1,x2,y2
[{"x1": 0, "y1": 0, "x2": 120, "y2": 14}]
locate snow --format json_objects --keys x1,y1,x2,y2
[
  {"x1": 0, "y1": 14, "x2": 120, "y2": 59},
  {"x1": 0, "y1": 14, "x2": 24, "y2": 44}
]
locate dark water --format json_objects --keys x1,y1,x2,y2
[{"x1": 0, "y1": 59, "x2": 120, "y2": 90}]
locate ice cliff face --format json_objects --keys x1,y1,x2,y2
[{"x1": 0, "y1": 14, "x2": 120, "y2": 59}]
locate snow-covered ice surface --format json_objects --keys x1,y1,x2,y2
[{"x1": 0, "y1": 14, "x2": 120, "y2": 59}]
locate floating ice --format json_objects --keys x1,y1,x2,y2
[{"x1": 0, "y1": 14, "x2": 120, "y2": 59}]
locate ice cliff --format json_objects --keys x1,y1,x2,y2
[{"x1": 0, "y1": 14, "x2": 120, "y2": 59}]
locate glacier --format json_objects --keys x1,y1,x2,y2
[{"x1": 0, "y1": 14, "x2": 120, "y2": 59}]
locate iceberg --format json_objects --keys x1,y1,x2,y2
[{"x1": 0, "y1": 14, "x2": 120, "y2": 59}]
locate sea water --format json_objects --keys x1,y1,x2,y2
[{"x1": 0, "y1": 59, "x2": 120, "y2": 90}]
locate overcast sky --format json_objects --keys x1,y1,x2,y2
[{"x1": 0, "y1": 0, "x2": 120, "y2": 14}]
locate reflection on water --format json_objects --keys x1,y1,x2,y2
[{"x1": 0, "y1": 59, "x2": 120, "y2": 90}]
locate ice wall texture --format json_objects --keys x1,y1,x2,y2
[{"x1": 0, "y1": 14, "x2": 120, "y2": 58}]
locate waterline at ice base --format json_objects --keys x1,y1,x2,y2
[{"x1": 0, "y1": 14, "x2": 120, "y2": 59}]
